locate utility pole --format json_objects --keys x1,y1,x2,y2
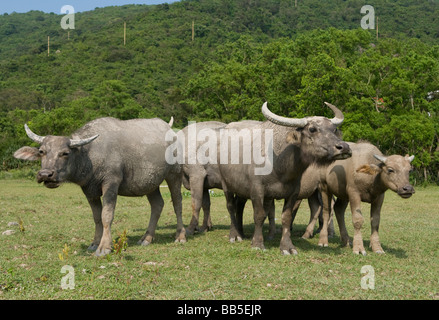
[
  {"x1": 192, "y1": 20, "x2": 195, "y2": 42},
  {"x1": 48, "y1": 36, "x2": 50, "y2": 56},
  {"x1": 124, "y1": 22, "x2": 127, "y2": 45},
  {"x1": 376, "y1": 16, "x2": 379, "y2": 40}
]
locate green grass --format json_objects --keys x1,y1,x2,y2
[{"x1": 0, "y1": 179, "x2": 438, "y2": 300}]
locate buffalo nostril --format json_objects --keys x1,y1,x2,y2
[
  {"x1": 336, "y1": 142, "x2": 349, "y2": 151},
  {"x1": 38, "y1": 169, "x2": 54, "y2": 180}
]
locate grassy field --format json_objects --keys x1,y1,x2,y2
[{"x1": 0, "y1": 179, "x2": 438, "y2": 300}]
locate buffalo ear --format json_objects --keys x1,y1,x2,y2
[
  {"x1": 14, "y1": 146, "x2": 40, "y2": 161},
  {"x1": 356, "y1": 164, "x2": 382, "y2": 175},
  {"x1": 286, "y1": 130, "x2": 301, "y2": 144}
]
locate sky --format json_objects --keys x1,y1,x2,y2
[{"x1": 0, "y1": 0, "x2": 180, "y2": 14}]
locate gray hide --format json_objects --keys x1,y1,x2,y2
[
  {"x1": 217, "y1": 102, "x2": 352, "y2": 255},
  {"x1": 180, "y1": 120, "x2": 264, "y2": 237},
  {"x1": 179, "y1": 121, "x2": 226, "y2": 234},
  {"x1": 14, "y1": 117, "x2": 185, "y2": 256}
]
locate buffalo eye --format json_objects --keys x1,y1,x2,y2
[
  {"x1": 387, "y1": 168, "x2": 395, "y2": 174},
  {"x1": 38, "y1": 149, "x2": 45, "y2": 156},
  {"x1": 309, "y1": 127, "x2": 317, "y2": 133},
  {"x1": 60, "y1": 151, "x2": 70, "y2": 158}
]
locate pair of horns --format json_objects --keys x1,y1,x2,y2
[
  {"x1": 24, "y1": 124, "x2": 99, "y2": 148},
  {"x1": 261, "y1": 102, "x2": 344, "y2": 127},
  {"x1": 374, "y1": 154, "x2": 415, "y2": 163}
]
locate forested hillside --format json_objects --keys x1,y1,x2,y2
[{"x1": 1, "y1": 0, "x2": 439, "y2": 182}]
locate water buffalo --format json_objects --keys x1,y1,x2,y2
[
  {"x1": 179, "y1": 120, "x2": 263, "y2": 237},
  {"x1": 179, "y1": 121, "x2": 226, "y2": 234},
  {"x1": 218, "y1": 102, "x2": 352, "y2": 255},
  {"x1": 14, "y1": 117, "x2": 186, "y2": 256},
  {"x1": 296, "y1": 142, "x2": 415, "y2": 254}
]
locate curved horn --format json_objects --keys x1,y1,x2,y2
[
  {"x1": 261, "y1": 102, "x2": 308, "y2": 128},
  {"x1": 374, "y1": 154, "x2": 388, "y2": 164},
  {"x1": 24, "y1": 124, "x2": 45, "y2": 144},
  {"x1": 324, "y1": 102, "x2": 344, "y2": 126},
  {"x1": 168, "y1": 116, "x2": 174, "y2": 128},
  {"x1": 69, "y1": 135, "x2": 99, "y2": 148}
]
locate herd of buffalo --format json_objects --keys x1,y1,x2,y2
[{"x1": 14, "y1": 102, "x2": 415, "y2": 256}]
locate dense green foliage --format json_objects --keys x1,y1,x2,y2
[{"x1": 1, "y1": 0, "x2": 438, "y2": 182}]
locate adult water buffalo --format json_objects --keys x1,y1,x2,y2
[
  {"x1": 180, "y1": 120, "x2": 262, "y2": 236},
  {"x1": 179, "y1": 121, "x2": 226, "y2": 234},
  {"x1": 296, "y1": 142, "x2": 415, "y2": 255},
  {"x1": 218, "y1": 102, "x2": 352, "y2": 255},
  {"x1": 14, "y1": 117, "x2": 186, "y2": 256}
]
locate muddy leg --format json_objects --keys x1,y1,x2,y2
[
  {"x1": 199, "y1": 189, "x2": 212, "y2": 232},
  {"x1": 349, "y1": 195, "x2": 366, "y2": 255},
  {"x1": 280, "y1": 197, "x2": 298, "y2": 255},
  {"x1": 86, "y1": 196, "x2": 103, "y2": 251},
  {"x1": 95, "y1": 183, "x2": 119, "y2": 256},
  {"x1": 186, "y1": 177, "x2": 205, "y2": 235},
  {"x1": 318, "y1": 189, "x2": 332, "y2": 248},
  {"x1": 266, "y1": 199, "x2": 276, "y2": 240},
  {"x1": 370, "y1": 194, "x2": 385, "y2": 254},
  {"x1": 167, "y1": 174, "x2": 186, "y2": 243},
  {"x1": 333, "y1": 198, "x2": 350, "y2": 247},
  {"x1": 138, "y1": 188, "x2": 164, "y2": 246}
]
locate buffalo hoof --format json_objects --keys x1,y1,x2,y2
[
  {"x1": 281, "y1": 249, "x2": 298, "y2": 255},
  {"x1": 138, "y1": 239, "x2": 152, "y2": 246},
  {"x1": 198, "y1": 225, "x2": 212, "y2": 233},
  {"x1": 251, "y1": 243, "x2": 265, "y2": 251},
  {"x1": 87, "y1": 244, "x2": 98, "y2": 251},
  {"x1": 138, "y1": 234, "x2": 154, "y2": 246},
  {"x1": 371, "y1": 243, "x2": 385, "y2": 254},
  {"x1": 301, "y1": 231, "x2": 313, "y2": 239},
  {"x1": 353, "y1": 249, "x2": 367, "y2": 256},
  {"x1": 318, "y1": 243, "x2": 329, "y2": 248},
  {"x1": 229, "y1": 236, "x2": 243, "y2": 243},
  {"x1": 94, "y1": 247, "x2": 111, "y2": 257},
  {"x1": 185, "y1": 226, "x2": 197, "y2": 236},
  {"x1": 175, "y1": 230, "x2": 187, "y2": 243}
]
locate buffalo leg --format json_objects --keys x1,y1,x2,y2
[
  {"x1": 224, "y1": 191, "x2": 243, "y2": 242},
  {"x1": 266, "y1": 199, "x2": 276, "y2": 240},
  {"x1": 138, "y1": 188, "x2": 164, "y2": 246},
  {"x1": 95, "y1": 183, "x2": 119, "y2": 256},
  {"x1": 186, "y1": 176, "x2": 206, "y2": 235},
  {"x1": 370, "y1": 193, "x2": 385, "y2": 254},
  {"x1": 318, "y1": 188, "x2": 332, "y2": 247},
  {"x1": 86, "y1": 196, "x2": 103, "y2": 251},
  {"x1": 235, "y1": 197, "x2": 247, "y2": 237},
  {"x1": 199, "y1": 188, "x2": 212, "y2": 232},
  {"x1": 167, "y1": 174, "x2": 186, "y2": 243},
  {"x1": 234, "y1": 197, "x2": 275, "y2": 240},
  {"x1": 333, "y1": 198, "x2": 350, "y2": 247},
  {"x1": 302, "y1": 191, "x2": 321, "y2": 239},
  {"x1": 349, "y1": 195, "x2": 366, "y2": 255},
  {"x1": 279, "y1": 197, "x2": 298, "y2": 255},
  {"x1": 250, "y1": 196, "x2": 266, "y2": 250}
]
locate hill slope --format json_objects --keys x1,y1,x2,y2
[{"x1": 0, "y1": 0, "x2": 438, "y2": 181}]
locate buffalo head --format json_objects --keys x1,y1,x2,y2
[
  {"x1": 374, "y1": 154, "x2": 415, "y2": 198},
  {"x1": 14, "y1": 124, "x2": 99, "y2": 188},
  {"x1": 262, "y1": 102, "x2": 352, "y2": 165}
]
